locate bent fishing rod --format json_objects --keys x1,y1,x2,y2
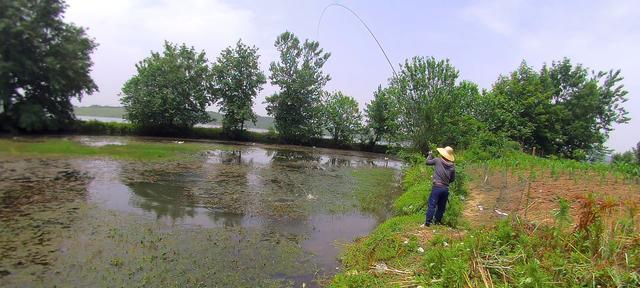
[{"x1": 317, "y1": 3, "x2": 397, "y2": 78}]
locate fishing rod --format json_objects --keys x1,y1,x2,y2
[{"x1": 317, "y1": 3, "x2": 397, "y2": 78}]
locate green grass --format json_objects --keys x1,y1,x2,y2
[
  {"x1": 330, "y1": 151, "x2": 640, "y2": 287},
  {"x1": 0, "y1": 138, "x2": 221, "y2": 161}
]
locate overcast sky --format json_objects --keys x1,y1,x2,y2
[{"x1": 65, "y1": 0, "x2": 639, "y2": 152}]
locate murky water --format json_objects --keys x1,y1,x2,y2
[{"x1": 0, "y1": 137, "x2": 402, "y2": 287}]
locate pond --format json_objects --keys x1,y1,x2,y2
[{"x1": 0, "y1": 136, "x2": 402, "y2": 287}]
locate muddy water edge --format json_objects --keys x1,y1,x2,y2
[{"x1": 0, "y1": 136, "x2": 403, "y2": 287}]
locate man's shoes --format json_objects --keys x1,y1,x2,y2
[{"x1": 420, "y1": 223, "x2": 430, "y2": 228}]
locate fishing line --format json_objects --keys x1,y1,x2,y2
[{"x1": 317, "y1": 3, "x2": 397, "y2": 77}]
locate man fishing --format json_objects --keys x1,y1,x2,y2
[{"x1": 421, "y1": 146, "x2": 456, "y2": 227}]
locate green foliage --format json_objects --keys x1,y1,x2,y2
[
  {"x1": 612, "y1": 150, "x2": 638, "y2": 164},
  {"x1": 322, "y1": 91, "x2": 363, "y2": 144},
  {"x1": 211, "y1": 40, "x2": 266, "y2": 134},
  {"x1": 383, "y1": 57, "x2": 484, "y2": 153},
  {"x1": 0, "y1": 0, "x2": 98, "y2": 132},
  {"x1": 121, "y1": 41, "x2": 214, "y2": 132},
  {"x1": 463, "y1": 131, "x2": 519, "y2": 161},
  {"x1": 364, "y1": 86, "x2": 397, "y2": 145},
  {"x1": 481, "y1": 59, "x2": 630, "y2": 159},
  {"x1": 338, "y1": 214, "x2": 422, "y2": 270},
  {"x1": 420, "y1": 237, "x2": 471, "y2": 287},
  {"x1": 75, "y1": 120, "x2": 135, "y2": 135},
  {"x1": 266, "y1": 31, "x2": 331, "y2": 143},
  {"x1": 0, "y1": 138, "x2": 217, "y2": 161},
  {"x1": 328, "y1": 272, "x2": 384, "y2": 288}
]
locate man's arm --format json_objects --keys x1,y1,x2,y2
[
  {"x1": 450, "y1": 168, "x2": 456, "y2": 183},
  {"x1": 426, "y1": 151, "x2": 437, "y2": 165}
]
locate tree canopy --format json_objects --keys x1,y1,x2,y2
[
  {"x1": 266, "y1": 31, "x2": 331, "y2": 143},
  {"x1": 211, "y1": 40, "x2": 266, "y2": 134},
  {"x1": 481, "y1": 59, "x2": 629, "y2": 159},
  {"x1": 322, "y1": 91, "x2": 363, "y2": 144},
  {"x1": 364, "y1": 86, "x2": 396, "y2": 145},
  {"x1": 383, "y1": 56, "x2": 484, "y2": 153},
  {"x1": 0, "y1": 0, "x2": 98, "y2": 131},
  {"x1": 120, "y1": 41, "x2": 214, "y2": 132}
]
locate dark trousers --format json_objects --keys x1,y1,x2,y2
[{"x1": 425, "y1": 185, "x2": 449, "y2": 225}]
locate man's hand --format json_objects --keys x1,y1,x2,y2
[{"x1": 428, "y1": 151, "x2": 432, "y2": 156}]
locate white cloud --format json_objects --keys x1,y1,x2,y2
[{"x1": 65, "y1": 0, "x2": 255, "y2": 105}]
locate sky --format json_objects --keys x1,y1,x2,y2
[{"x1": 65, "y1": 0, "x2": 639, "y2": 152}]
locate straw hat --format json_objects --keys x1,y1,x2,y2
[{"x1": 436, "y1": 146, "x2": 455, "y2": 162}]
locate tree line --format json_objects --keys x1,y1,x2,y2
[{"x1": 1, "y1": 0, "x2": 632, "y2": 161}]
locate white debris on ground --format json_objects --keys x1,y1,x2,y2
[
  {"x1": 494, "y1": 209, "x2": 509, "y2": 216},
  {"x1": 372, "y1": 263, "x2": 388, "y2": 274},
  {"x1": 306, "y1": 194, "x2": 316, "y2": 200},
  {"x1": 417, "y1": 247, "x2": 424, "y2": 253},
  {"x1": 477, "y1": 205, "x2": 484, "y2": 211}
]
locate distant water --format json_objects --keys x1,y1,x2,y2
[{"x1": 76, "y1": 115, "x2": 269, "y2": 133}]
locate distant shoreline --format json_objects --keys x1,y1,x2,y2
[{"x1": 74, "y1": 105, "x2": 275, "y2": 131}]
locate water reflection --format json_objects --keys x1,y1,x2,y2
[
  {"x1": 81, "y1": 141, "x2": 402, "y2": 282},
  {"x1": 128, "y1": 182, "x2": 198, "y2": 220}
]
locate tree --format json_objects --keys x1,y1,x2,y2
[
  {"x1": 266, "y1": 31, "x2": 331, "y2": 143},
  {"x1": 120, "y1": 41, "x2": 213, "y2": 132},
  {"x1": 612, "y1": 151, "x2": 636, "y2": 164},
  {"x1": 483, "y1": 58, "x2": 630, "y2": 159},
  {"x1": 364, "y1": 86, "x2": 396, "y2": 145},
  {"x1": 478, "y1": 61, "x2": 543, "y2": 147},
  {"x1": 636, "y1": 141, "x2": 640, "y2": 163},
  {"x1": 0, "y1": 0, "x2": 98, "y2": 131},
  {"x1": 211, "y1": 40, "x2": 266, "y2": 134},
  {"x1": 385, "y1": 56, "x2": 483, "y2": 153},
  {"x1": 322, "y1": 91, "x2": 363, "y2": 144}
]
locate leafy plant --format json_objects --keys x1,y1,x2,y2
[
  {"x1": 121, "y1": 41, "x2": 214, "y2": 132},
  {"x1": 0, "y1": 0, "x2": 98, "y2": 132},
  {"x1": 266, "y1": 31, "x2": 331, "y2": 143},
  {"x1": 211, "y1": 40, "x2": 266, "y2": 134},
  {"x1": 322, "y1": 91, "x2": 363, "y2": 144}
]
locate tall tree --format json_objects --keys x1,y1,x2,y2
[
  {"x1": 386, "y1": 56, "x2": 483, "y2": 153},
  {"x1": 484, "y1": 58, "x2": 630, "y2": 159},
  {"x1": 478, "y1": 61, "x2": 543, "y2": 147},
  {"x1": 0, "y1": 0, "x2": 98, "y2": 131},
  {"x1": 211, "y1": 40, "x2": 266, "y2": 134},
  {"x1": 266, "y1": 31, "x2": 331, "y2": 143},
  {"x1": 322, "y1": 91, "x2": 363, "y2": 144},
  {"x1": 364, "y1": 86, "x2": 396, "y2": 145},
  {"x1": 120, "y1": 41, "x2": 213, "y2": 132}
]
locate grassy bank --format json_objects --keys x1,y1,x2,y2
[
  {"x1": 0, "y1": 138, "x2": 221, "y2": 161},
  {"x1": 329, "y1": 152, "x2": 640, "y2": 287}
]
